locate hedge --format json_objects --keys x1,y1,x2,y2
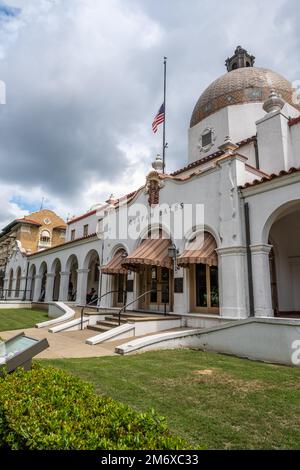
[{"x1": 0, "y1": 365, "x2": 193, "y2": 450}]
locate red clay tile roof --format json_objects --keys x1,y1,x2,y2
[
  {"x1": 289, "y1": 116, "x2": 300, "y2": 127},
  {"x1": 16, "y1": 218, "x2": 42, "y2": 226},
  {"x1": 240, "y1": 167, "x2": 300, "y2": 189},
  {"x1": 171, "y1": 136, "x2": 257, "y2": 176},
  {"x1": 68, "y1": 191, "x2": 140, "y2": 221}
]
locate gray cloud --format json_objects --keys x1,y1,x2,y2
[{"x1": 0, "y1": 0, "x2": 299, "y2": 226}]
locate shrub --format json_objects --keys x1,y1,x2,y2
[{"x1": 0, "y1": 365, "x2": 192, "y2": 450}]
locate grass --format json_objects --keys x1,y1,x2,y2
[
  {"x1": 41, "y1": 349, "x2": 300, "y2": 450},
  {"x1": 0, "y1": 308, "x2": 48, "y2": 331}
]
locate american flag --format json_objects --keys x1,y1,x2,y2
[{"x1": 152, "y1": 103, "x2": 165, "y2": 133}]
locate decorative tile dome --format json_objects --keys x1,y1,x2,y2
[{"x1": 190, "y1": 67, "x2": 298, "y2": 128}]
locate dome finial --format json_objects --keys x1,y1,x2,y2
[{"x1": 225, "y1": 46, "x2": 255, "y2": 72}]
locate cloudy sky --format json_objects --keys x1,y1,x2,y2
[{"x1": 0, "y1": 0, "x2": 299, "y2": 227}]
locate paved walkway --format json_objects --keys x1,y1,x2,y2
[
  {"x1": 0, "y1": 318, "x2": 190, "y2": 360},
  {"x1": 0, "y1": 328, "x2": 124, "y2": 359}
]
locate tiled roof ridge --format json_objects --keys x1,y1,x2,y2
[
  {"x1": 240, "y1": 166, "x2": 300, "y2": 189},
  {"x1": 288, "y1": 116, "x2": 300, "y2": 127},
  {"x1": 170, "y1": 136, "x2": 257, "y2": 176},
  {"x1": 16, "y1": 217, "x2": 42, "y2": 226}
]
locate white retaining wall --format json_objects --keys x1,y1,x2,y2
[{"x1": 116, "y1": 318, "x2": 300, "y2": 367}]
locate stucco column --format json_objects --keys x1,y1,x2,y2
[
  {"x1": 25, "y1": 275, "x2": 33, "y2": 300},
  {"x1": 173, "y1": 267, "x2": 188, "y2": 314},
  {"x1": 59, "y1": 271, "x2": 70, "y2": 301},
  {"x1": 250, "y1": 244, "x2": 273, "y2": 317},
  {"x1": 11, "y1": 277, "x2": 16, "y2": 297},
  {"x1": 76, "y1": 269, "x2": 89, "y2": 305},
  {"x1": 216, "y1": 246, "x2": 248, "y2": 319},
  {"x1": 99, "y1": 273, "x2": 110, "y2": 308},
  {"x1": 33, "y1": 274, "x2": 42, "y2": 302},
  {"x1": 3, "y1": 277, "x2": 8, "y2": 291},
  {"x1": 45, "y1": 273, "x2": 55, "y2": 302},
  {"x1": 2, "y1": 277, "x2": 8, "y2": 299},
  {"x1": 19, "y1": 276, "x2": 27, "y2": 299}
]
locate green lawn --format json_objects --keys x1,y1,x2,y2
[
  {"x1": 41, "y1": 349, "x2": 300, "y2": 450},
  {"x1": 0, "y1": 309, "x2": 48, "y2": 331}
]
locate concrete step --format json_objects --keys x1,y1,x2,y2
[
  {"x1": 97, "y1": 320, "x2": 120, "y2": 328},
  {"x1": 103, "y1": 316, "x2": 127, "y2": 325},
  {"x1": 109, "y1": 313, "x2": 144, "y2": 320},
  {"x1": 87, "y1": 325, "x2": 111, "y2": 333}
]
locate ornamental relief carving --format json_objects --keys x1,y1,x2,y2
[{"x1": 144, "y1": 171, "x2": 164, "y2": 206}]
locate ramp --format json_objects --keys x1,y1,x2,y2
[{"x1": 115, "y1": 317, "x2": 300, "y2": 367}]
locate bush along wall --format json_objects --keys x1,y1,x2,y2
[{"x1": 0, "y1": 365, "x2": 192, "y2": 450}]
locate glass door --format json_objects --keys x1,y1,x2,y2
[
  {"x1": 192, "y1": 263, "x2": 219, "y2": 313},
  {"x1": 113, "y1": 273, "x2": 126, "y2": 307},
  {"x1": 139, "y1": 266, "x2": 171, "y2": 313}
]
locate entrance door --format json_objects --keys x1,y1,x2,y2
[
  {"x1": 139, "y1": 266, "x2": 172, "y2": 313},
  {"x1": 190, "y1": 263, "x2": 219, "y2": 313},
  {"x1": 113, "y1": 273, "x2": 126, "y2": 307}
]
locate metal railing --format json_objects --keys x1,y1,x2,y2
[
  {"x1": 0, "y1": 289, "x2": 32, "y2": 301},
  {"x1": 116, "y1": 289, "x2": 168, "y2": 325},
  {"x1": 80, "y1": 290, "x2": 127, "y2": 330},
  {"x1": 80, "y1": 288, "x2": 169, "y2": 329}
]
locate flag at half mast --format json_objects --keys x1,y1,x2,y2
[{"x1": 152, "y1": 103, "x2": 165, "y2": 133}]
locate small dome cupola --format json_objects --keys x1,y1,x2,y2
[{"x1": 225, "y1": 46, "x2": 255, "y2": 72}]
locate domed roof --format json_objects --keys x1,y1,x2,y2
[{"x1": 190, "y1": 67, "x2": 297, "y2": 128}]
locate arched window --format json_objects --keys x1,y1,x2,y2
[{"x1": 39, "y1": 230, "x2": 51, "y2": 247}]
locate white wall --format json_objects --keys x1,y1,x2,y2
[
  {"x1": 66, "y1": 212, "x2": 99, "y2": 241},
  {"x1": 188, "y1": 103, "x2": 265, "y2": 164},
  {"x1": 290, "y1": 124, "x2": 300, "y2": 168}
]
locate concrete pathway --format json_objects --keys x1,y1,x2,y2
[
  {"x1": 0, "y1": 328, "x2": 122, "y2": 359},
  {"x1": 0, "y1": 325, "x2": 190, "y2": 360}
]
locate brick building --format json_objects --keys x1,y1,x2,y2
[{"x1": 0, "y1": 209, "x2": 66, "y2": 293}]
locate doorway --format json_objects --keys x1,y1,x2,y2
[
  {"x1": 138, "y1": 266, "x2": 172, "y2": 313},
  {"x1": 113, "y1": 273, "x2": 127, "y2": 307},
  {"x1": 190, "y1": 263, "x2": 219, "y2": 313}
]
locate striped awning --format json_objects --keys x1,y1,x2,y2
[
  {"x1": 102, "y1": 250, "x2": 128, "y2": 275},
  {"x1": 177, "y1": 232, "x2": 217, "y2": 267},
  {"x1": 122, "y1": 238, "x2": 172, "y2": 271}
]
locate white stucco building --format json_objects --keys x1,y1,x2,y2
[{"x1": 3, "y1": 46, "x2": 300, "y2": 327}]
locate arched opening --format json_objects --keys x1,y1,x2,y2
[
  {"x1": 8, "y1": 269, "x2": 13, "y2": 297},
  {"x1": 84, "y1": 250, "x2": 100, "y2": 304},
  {"x1": 52, "y1": 259, "x2": 61, "y2": 301},
  {"x1": 66, "y1": 255, "x2": 78, "y2": 301},
  {"x1": 29, "y1": 265, "x2": 36, "y2": 301},
  {"x1": 15, "y1": 267, "x2": 21, "y2": 298},
  {"x1": 39, "y1": 229, "x2": 51, "y2": 249},
  {"x1": 178, "y1": 231, "x2": 219, "y2": 314},
  {"x1": 267, "y1": 204, "x2": 300, "y2": 317},
  {"x1": 39, "y1": 262, "x2": 47, "y2": 302}
]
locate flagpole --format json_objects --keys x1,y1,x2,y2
[{"x1": 162, "y1": 56, "x2": 167, "y2": 174}]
